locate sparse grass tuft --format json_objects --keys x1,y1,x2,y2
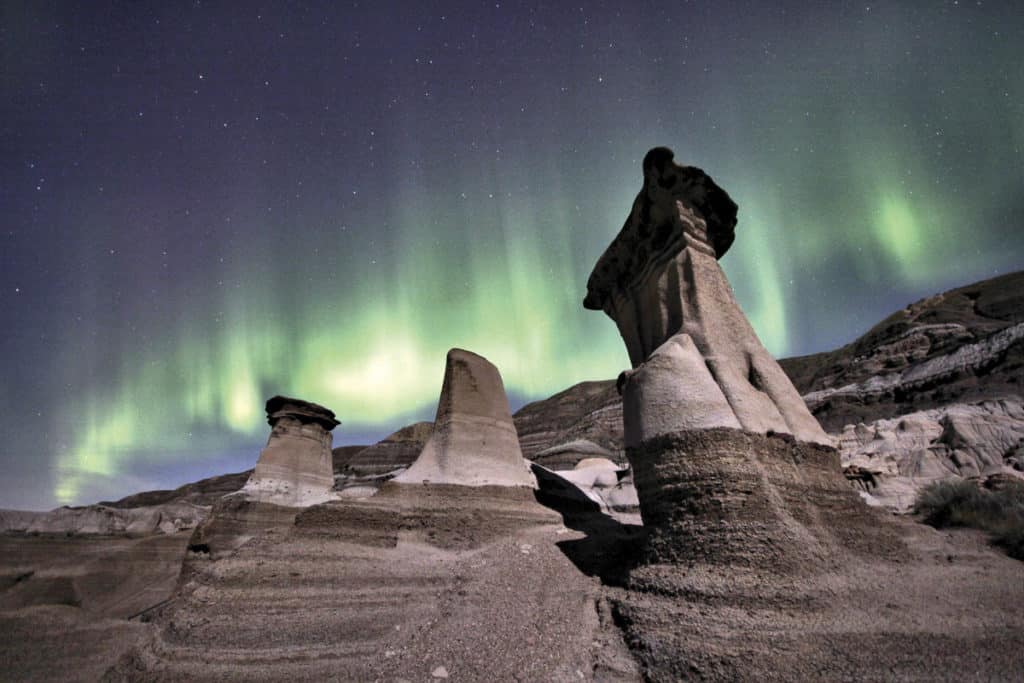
[{"x1": 915, "y1": 478, "x2": 1024, "y2": 560}]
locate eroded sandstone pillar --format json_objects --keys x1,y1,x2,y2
[
  {"x1": 242, "y1": 395, "x2": 340, "y2": 505},
  {"x1": 583, "y1": 148, "x2": 854, "y2": 575},
  {"x1": 585, "y1": 147, "x2": 830, "y2": 447},
  {"x1": 394, "y1": 348, "x2": 536, "y2": 487}
]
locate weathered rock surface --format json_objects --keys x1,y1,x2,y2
[
  {"x1": 331, "y1": 444, "x2": 369, "y2": 472},
  {"x1": 781, "y1": 270, "x2": 1024, "y2": 432},
  {"x1": 837, "y1": 397, "x2": 1024, "y2": 510},
  {"x1": 613, "y1": 431, "x2": 1024, "y2": 680},
  {"x1": 341, "y1": 421, "x2": 432, "y2": 475},
  {"x1": 185, "y1": 495, "x2": 301, "y2": 559},
  {"x1": 241, "y1": 395, "x2": 340, "y2": 506},
  {"x1": 100, "y1": 484, "x2": 640, "y2": 682},
  {"x1": 0, "y1": 501, "x2": 206, "y2": 537},
  {"x1": 513, "y1": 380, "x2": 621, "y2": 460},
  {"x1": 510, "y1": 270, "x2": 1024, "y2": 512},
  {"x1": 0, "y1": 469, "x2": 252, "y2": 538},
  {"x1": 100, "y1": 470, "x2": 252, "y2": 509},
  {"x1": 530, "y1": 438, "x2": 618, "y2": 470},
  {"x1": 532, "y1": 459, "x2": 639, "y2": 517},
  {"x1": 627, "y1": 429, "x2": 888, "y2": 569},
  {"x1": 0, "y1": 532, "x2": 191, "y2": 619},
  {"x1": 394, "y1": 349, "x2": 535, "y2": 488},
  {"x1": 584, "y1": 147, "x2": 830, "y2": 446},
  {"x1": 576, "y1": 151, "x2": 1024, "y2": 680}
]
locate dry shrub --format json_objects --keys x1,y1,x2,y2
[{"x1": 915, "y1": 479, "x2": 1024, "y2": 560}]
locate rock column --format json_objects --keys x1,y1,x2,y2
[
  {"x1": 242, "y1": 395, "x2": 340, "y2": 506},
  {"x1": 584, "y1": 148, "x2": 852, "y2": 572},
  {"x1": 585, "y1": 146, "x2": 830, "y2": 447},
  {"x1": 395, "y1": 348, "x2": 536, "y2": 488}
]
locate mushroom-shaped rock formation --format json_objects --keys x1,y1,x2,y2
[
  {"x1": 241, "y1": 395, "x2": 340, "y2": 506},
  {"x1": 394, "y1": 349, "x2": 536, "y2": 488},
  {"x1": 581, "y1": 148, "x2": 871, "y2": 580},
  {"x1": 585, "y1": 146, "x2": 830, "y2": 446}
]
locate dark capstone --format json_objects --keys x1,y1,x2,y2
[
  {"x1": 583, "y1": 147, "x2": 738, "y2": 311},
  {"x1": 264, "y1": 395, "x2": 340, "y2": 430}
]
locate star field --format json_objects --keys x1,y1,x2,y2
[{"x1": 2, "y1": 1, "x2": 1022, "y2": 508}]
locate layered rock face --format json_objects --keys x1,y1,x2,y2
[
  {"x1": 513, "y1": 380, "x2": 621, "y2": 461},
  {"x1": 511, "y1": 269, "x2": 1024, "y2": 513},
  {"x1": 531, "y1": 439, "x2": 618, "y2": 470},
  {"x1": 780, "y1": 270, "x2": 1024, "y2": 431},
  {"x1": 394, "y1": 349, "x2": 535, "y2": 487},
  {"x1": 778, "y1": 270, "x2": 1024, "y2": 506},
  {"x1": 241, "y1": 396, "x2": 340, "y2": 506},
  {"x1": 0, "y1": 502, "x2": 206, "y2": 536},
  {"x1": 584, "y1": 147, "x2": 829, "y2": 446},
  {"x1": 103, "y1": 485, "x2": 624, "y2": 682},
  {"x1": 627, "y1": 429, "x2": 881, "y2": 568},
  {"x1": 341, "y1": 421, "x2": 432, "y2": 476}
]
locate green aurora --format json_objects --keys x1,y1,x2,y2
[
  {"x1": 3, "y1": 2, "x2": 1021, "y2": 509},
  {"x1": 52, "y1": 153, "x2": 1017, "y2": 505}
]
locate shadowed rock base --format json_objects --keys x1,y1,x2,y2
[{"x1": 614, "y1": 429, "x2": 1024, "y2": 681}]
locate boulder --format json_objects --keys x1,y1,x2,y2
[
  {"x1": 394, "y1": 349, "x2": 535, "y2": 488},
  {"x1": 241, "y1": 396, "x2": 340, "y2": 506},
  {"x1": 550, "y1": 459, "x2": 639, "y2": 514}
]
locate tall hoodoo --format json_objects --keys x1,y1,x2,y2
[
  {"x1": 242, "y1": 395, "x2": 340, "y2": 505},
  {"x1": 585, "y1": 147, "x2": 830, "y2": 447},
  {"x1": 395, "y1": 348, "x2": 536, "y2": 487}
]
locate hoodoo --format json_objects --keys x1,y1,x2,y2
[
  {"x1": 395, "y1": 348, "x2": 535, "y2": 487},
  {"x1": 583, "y1": 148, "x2": 866, "y2": 570},
  {"x1": 585, "y1": 146, "x2": 830, "y2": 447},
  {"x1": 241, "y1": 395, "x2": 340, "y2": 506}
]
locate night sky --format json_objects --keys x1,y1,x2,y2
[{"x1": 3, "y1": 2, "x2": 1022, "y2": 510}]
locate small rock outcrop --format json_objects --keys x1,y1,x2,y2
[
  {"x1": 530, "y1": 439, "x2": 618, "y2": 470},
  {"x1": 395, "y1": 349, "x2": 535, "y2": 487},
  {"x1": 241, "y1": 396, "x2": 341, "y2": 506},
  {"x1": 584, "y1": 147, "x2": 829, "y2": 446},
  {"x1": 546, "y1": 458, "x2": 639, "y2": 514},
  {"x1": 837, "y1": 397, "x2": 1024, "y2": 510}
]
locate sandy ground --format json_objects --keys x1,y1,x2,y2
[
  {"x1": 0, "y1": 532, "x2": 190, "y2": 682},
  {"x1": 1, "y1": 486, "x2": 1022, "y2": 681},
  {"x1": 102, "y1": 485, "x2": 641, "y2": 681}
]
